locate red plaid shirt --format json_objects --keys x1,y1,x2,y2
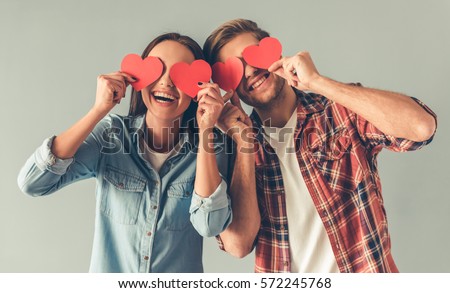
[{"x1": 220, "y1": 90, "x2": 436, "y2": 273}]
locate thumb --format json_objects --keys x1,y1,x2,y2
[
  {"x1": 222, "y1": 89, "x2": 234, "y2": 103},
  {"x1": 244, "y1": 115, "x2": 252, "y2": 127},
  {"x1": 292, "y1": 80, "x2": 309, "y2": 91},
  {"x1": 230, "y1": 91, "x2": 245, "y2": 113}
]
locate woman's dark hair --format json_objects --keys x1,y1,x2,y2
[{"x1": 128, "y1": 33, "x2": 203, "y2": 132}]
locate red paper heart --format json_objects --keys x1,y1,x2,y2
[
  {"x1": 212, "y1": 57, "x2": 243, "y2": 91},
  {"x1": 121, "y1": 54, "x2": 163, "y2": 91},
  {"x1": 242, "y1": 37, "x2": 282, "y2": 69},
  {"x1": 169, "y1": 60, "x2": 212, "y2": 98}
]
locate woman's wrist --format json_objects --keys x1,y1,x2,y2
[
  {"x1": 89, "y1": 106, "x2": 109, "y2": 122},
  {"x1": 198, "y1": 127, "x2": 216, "y2": 153}
]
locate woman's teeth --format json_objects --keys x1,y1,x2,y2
[{"x1": 153, "y1": 92, "x2": 176, "y2": 103}]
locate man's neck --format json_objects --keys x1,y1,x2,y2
[
  {"x1": 256, "y1": 84, "x2": 298, "y2": 128},
  {"x1": 145, "y1": 113, "x2": 181, "y2": 153}
]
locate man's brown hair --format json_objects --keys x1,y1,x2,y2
[{"x1": 203, "y1": 19, "x2": 270, "y2": 64}]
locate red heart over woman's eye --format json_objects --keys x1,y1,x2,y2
[
  {"x1": 121, "y1": 54, "x2": 163, "y2": 91},
  {"x1": 169, "y1": 60, "x2": 212, "y2": 98},
  {"x1": 212, "y1": 57, "x2": 243, "y2": 92},
  {"x1": 242, "y1": 37, "x2": 282, "y2": 69}
]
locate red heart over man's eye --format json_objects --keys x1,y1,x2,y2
[
  {"x1": 121, "y1": 54, "x2": 163, "y2": 91},
  {"x1": 212, "y1": 57, "x2": 243, "y2": 92},
  {"x1": 242, "y1": 37, "x2": 282, "y2": 69},
  {"x1": 169, "y1": 60, "x2": 212, "y2": 98}
]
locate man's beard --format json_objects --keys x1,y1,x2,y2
[{"x1": 236, "y1": 75, "x2": 286, "y2": 111}]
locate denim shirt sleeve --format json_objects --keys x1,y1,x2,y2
[
  {"x1": 188, "y1": 131, "x2": 233, "y2": 237},
  {"x1": 17, "y1": 116, "x2": 112, "y2": 196}
]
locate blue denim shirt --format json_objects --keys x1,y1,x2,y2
[{"x1": 17, "y1": 114, "x2": 232, "y2": 273}]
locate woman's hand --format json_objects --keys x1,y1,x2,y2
[
  {"x1": 196, "y1": 82, "x2": 232, "y2": 131},
  {"x1": 93, "y1": 71, "x2": 136, "y2": 116},
  {"x1": 268, "y1": 51, "x2": 321, "y2": 91}
]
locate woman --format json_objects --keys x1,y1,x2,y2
[{"x1": 17, "y1": 33, "x2": 233, "y2": 273}]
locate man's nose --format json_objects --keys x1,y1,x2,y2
[{"x1": 244, "y1": 62, "x2": 258, "y2": 79}]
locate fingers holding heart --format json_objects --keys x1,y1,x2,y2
[
  {"x1": 197, "y1": 83, "x2": 223, "y2": 104},
  {"x1": 269, "y1": 58, "x2": 298, "y2": 82},
  {"x1": 105, "y1": 71, "x2": 136, "y2": 100},
  {"x1": 196, "y1": 83, "x2": 226, "y2": 129}
]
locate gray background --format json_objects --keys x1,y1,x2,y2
[{"x1": 1, "y1": 0, "x2": 448, "y2": 272}]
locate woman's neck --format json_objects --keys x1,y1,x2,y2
[{"x1": 145, "y1": 112, "x2": 182, "y2": 153}]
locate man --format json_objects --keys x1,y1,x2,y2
[{"x1": 203, "y1": 19, "x2": 437, "y2": 273}]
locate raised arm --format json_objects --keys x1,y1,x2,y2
[
  {"x1": 188, "y1": 83, "x2": 234, "y2": 237},
  {"x1": 18, "y1": 72, "x2": 134, "y2": 196},
  {"x1": 52, "y1": 72, "x2": 134, "y2": 158},
  {"x1": 269, "y1": 52, "x2": 436, "y2": 142},
  {"x1": 215, "y1": 92, "x2": 260, "y2": 258}
]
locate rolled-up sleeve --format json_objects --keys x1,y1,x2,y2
[
  {"x1": 353, "y1": 97, "x2": 437, "y2": 153},
  {"x1": 189, "y1": 178, "x2": 232, "y2": 237},
  {"x1": 34, "y1": 136, "x2": 74, "y2": 175},
  {"x1": 17, "y1": 116, "x2": 111, "y2": 196}
]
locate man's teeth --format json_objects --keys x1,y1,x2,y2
[
  {"x1": 153, "y1": 92, "x2": 176, "y2": 103},
  {"x1": 250, "y1": 75, "x2": 267, "y2": 91}
]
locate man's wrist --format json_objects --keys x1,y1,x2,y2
[
  {"x1": 235, "y1": 136, "x2": 256, "y2": 155},
  {"x1": 307, "y1": 74, "x2": 328, "y2": 94}
]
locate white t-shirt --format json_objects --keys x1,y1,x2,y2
[
  {"x1": 262, "y1": 111, "x2": 339, "y2": 273},
  {"x1": 141, "y1": 140, "x2": 180, "y2": 173}
]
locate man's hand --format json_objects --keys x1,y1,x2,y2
[
  {"x1": 268, "y1": 51, "x2": 321, "y2": 91},
  {"x1": 217, "y1": 92, "x2": 254, "y2": 147}
]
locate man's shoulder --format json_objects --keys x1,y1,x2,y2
[{"x1": 295, "y1": 90, "x2": 355, "y2": 129}]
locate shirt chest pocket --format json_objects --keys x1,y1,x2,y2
[
  {"x1": 163, "y1": 179, "x2": 194, "y2": 231},
  {"x1": 308, "y1": 127, "x2": 352, "y2": 162},
  {"x1": 307, "y1": 127, "x2": 364, "y2": 191},
  {"x1": 100, "y1": 165, "x2": 146, "y2": 225}
]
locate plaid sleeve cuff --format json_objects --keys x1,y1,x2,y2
[{"x1": 411, "y1": 96, "x2": 438, "y2": 137}]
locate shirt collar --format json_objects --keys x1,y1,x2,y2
[
  {"x1": 129, "y1": 114, "x2": 193, "y2": 152},
  {"x1": 250, "y1": 90, "x2": 327, "y2": 143}
]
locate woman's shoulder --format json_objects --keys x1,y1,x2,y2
[
  {"x1": 97, "y1": 113, "x2": 144, "y2": 129},
  {"x1": 91, "y1": 114, "x2": 145, "y2": 140}
]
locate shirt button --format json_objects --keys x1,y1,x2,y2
[
  {"x1": 152, "y1": 205, "x2": 158, "y2": 210},
  {"x1": 322, "y1": 210, "x2": 328, "y2": 217},
  {"x1": 147, "y1": 231, "x2": 152, "y2": 236},
  {"x1": 143, "y1": 256, "x2": 149, "y2": 260},
  {"x1": 335, "y1": 243, "x2": 340, "y2": 249},
  {"x1": 280, "y1": 225, "x2": 285, "y2": 230},
  {"x1": 49, "y1": 156, "x2": 56, "y2": 166},
  {"x1": 283, "y1": 261, "x2": 289, "y2": 266}
]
